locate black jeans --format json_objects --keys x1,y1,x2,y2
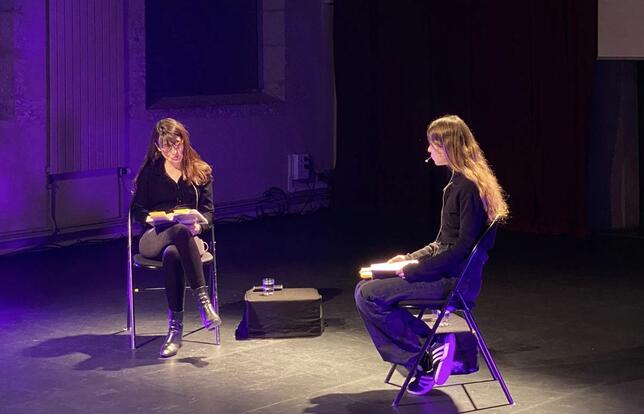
[
  {"x1": 139, "y1": 223, "x2": 206, "y2": 312},
  {"x1": 354, "y1": 276, "x2": 456, "y2": 369}
]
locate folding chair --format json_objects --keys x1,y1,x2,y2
[
  {"x1": 125, "y1": 211, "x2": 221, "y2": 350},
  {"x1": 387, "y1": 219, "x2": 514, "y2": 407}
]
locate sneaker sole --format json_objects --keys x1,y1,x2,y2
[{"x1": 407, "y1": 375, "x2": 435, "y2": 395}]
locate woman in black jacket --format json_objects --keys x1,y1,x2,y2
[
  {"x1": 131, "y1": 118, "x2": 221, "y2": 358},
  {"x1": 355, "y1": 115, "x2": 509, "y2": 394}
]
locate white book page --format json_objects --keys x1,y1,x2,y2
[
  {"x1": 172, "y1": 209, "x2": 208, "y2": 225},
  {"x1": 368, "y1": 260, "x2": 418, "y2": 272}
]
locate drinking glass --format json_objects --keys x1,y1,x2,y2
[{"x1": 261, "y1": 277, "x2": 275, "y2": 295}]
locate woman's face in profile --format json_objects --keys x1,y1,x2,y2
[
  {"x1": 156, "y1": 138, "x2": 184, "y2": 165},
  {"x1": 427, "y1": 140, "x2": 448, "y2": 166}
]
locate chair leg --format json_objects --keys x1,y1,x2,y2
[
  {"x1": 461, "y1": 310, "x2": 497, "y2": 378},
  {"x1": 126, "y1": 250, "x2": 136, "y2": 351},
  {"x1": 384, "y1": 363, "x2": 397, "y2": 384},
  {"x1": 463, "y1": 309, "x2": 514, "y2": 405},
  {"x1": 128, "y1": 320, "x2": 136, "y2": 350},
  {"x1": 126, "y1": 220, "x2": 137, "y2": 351},
  {"x1": 127, "y1": 287, "x2": 137, "y2": 350},
  {"x1": 392, "y1": 342, "x2": 426, "y2": 407},
  {"x1": 208, "y1": 260, "x2": 221, "y2": 345}
]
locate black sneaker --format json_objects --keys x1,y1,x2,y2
[
  {"x1": 418, "y1": 350, "x2": 432, "y2": 373},
  {"x1": 431, "y1": 333, "x2": 456, "y2": 385},
  {"x1": 407, "y1": 371, "x2": 435, "y2": 395}
]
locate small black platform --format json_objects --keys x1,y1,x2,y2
[{"x1": 235, "y1": 288, "x2": 324, "y2": 339}]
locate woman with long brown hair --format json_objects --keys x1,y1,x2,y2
[
  {"x1": 355, "y1": 115, "x2": 508, "y2": 395},
  {"x1": 131, "y1": 118, "x2": 221, "y2": 358}
]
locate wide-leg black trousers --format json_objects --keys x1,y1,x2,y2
[{"x1": 354, "y1": 276, "x2": 456, "y2": 369}]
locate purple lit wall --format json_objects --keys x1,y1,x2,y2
[
  {"x1": 0, "y1": 0, "x2": 49, "y2": 238},
  {"x1": 0, "y1": 0, "x2": 335, "y2": 244}
]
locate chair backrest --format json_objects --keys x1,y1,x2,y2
[{"x1": 449, "y1": 218, "x2": 499, "y2": 304}]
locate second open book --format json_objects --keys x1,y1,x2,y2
[{"x1": 145, "y1": 208, "x2": 208, "y2": 227}]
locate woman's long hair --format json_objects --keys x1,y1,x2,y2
[
  {"x1": 427, "y1": 115, "x2": 509, "y2": 222},
  {"x1": 134, "y1": 118, "x2": 212, "y2": 187}
]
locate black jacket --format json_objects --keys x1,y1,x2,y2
[
  {"x1": 130, "y1": 158, "x2": 214, "y2": 233},
  {"x1": 404, "y1": 172, "x2": 488, "y2": 285}
]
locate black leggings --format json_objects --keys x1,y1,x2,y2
[{"x1": 139, "y1": 224, "x2": 206, "y2": 312}]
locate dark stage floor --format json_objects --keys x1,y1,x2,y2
[{"x1": 1, "y1": 211, "x2": 644, "y2": 413}]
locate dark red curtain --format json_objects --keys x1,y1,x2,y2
[{"x1": 333, "y1": 0, "x2": 596, "y2": 235}]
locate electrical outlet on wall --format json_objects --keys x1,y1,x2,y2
[{"x1": 288, "y1": 153, "x2": 311, "y2": 192}]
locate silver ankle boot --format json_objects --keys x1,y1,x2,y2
[
  {"x1": 159, "y1": 310, "x2": 183, "y2": 358},
  {"x1": 193, "y1": 286, "x2": 222, "y2": 330}
]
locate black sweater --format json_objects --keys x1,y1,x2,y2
[
  {"x1": 130, "y1": 158, "x2": 214, "y2": 233},
  {"x1": 404, "y1": 172, "x2": 487, "y2": 283}
]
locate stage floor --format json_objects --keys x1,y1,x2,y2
[{"x1": 1, "y1": 211, "x2": 643, "y2": 413}]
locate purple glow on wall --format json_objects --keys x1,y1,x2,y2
[
  {"x1": 0, "y1": 0, "x2": 49, "y2": 239},
  {"x1": 1, "y1": 0, "x2": 335, "y2": 244}
]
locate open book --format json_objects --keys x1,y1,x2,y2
[
  {"x1": 359, "y1": 260, "x2": 418, "y2": 279},
  {"x1": 146, "y1": 208, "x2": 208, "y2": 227}
]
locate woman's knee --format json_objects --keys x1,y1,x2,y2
[
  {"x1": 162, "y1": 245, "x2": 180, "y2": 264},
  {"x1": 355, "y1": 280, "x2": 380, "y2": 310},
  {"x1": 357, "y1": 279, "x2": 384, "y2": 301},
  {"x1": 168, "y1": 223, "x2": 192, "y2": 242}
]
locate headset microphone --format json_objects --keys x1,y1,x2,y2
[{"x1": 425, "y1": 157, "x2": 431, "y2": 163}]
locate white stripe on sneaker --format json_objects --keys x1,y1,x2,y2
[{"x1": 432, "y1": 333, "x2": 456, "y2": 386}]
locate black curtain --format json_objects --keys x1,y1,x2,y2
[{"x1": 333, "y1": 0, "x2": 596, "y2": 235}]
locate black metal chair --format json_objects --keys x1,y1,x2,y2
[
  {"x1": 387, "y1": 219, "x2": 514, "y2": 407},
  {"x1": 125, "y1": 212, "x2": 220, "y2": 350}
]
